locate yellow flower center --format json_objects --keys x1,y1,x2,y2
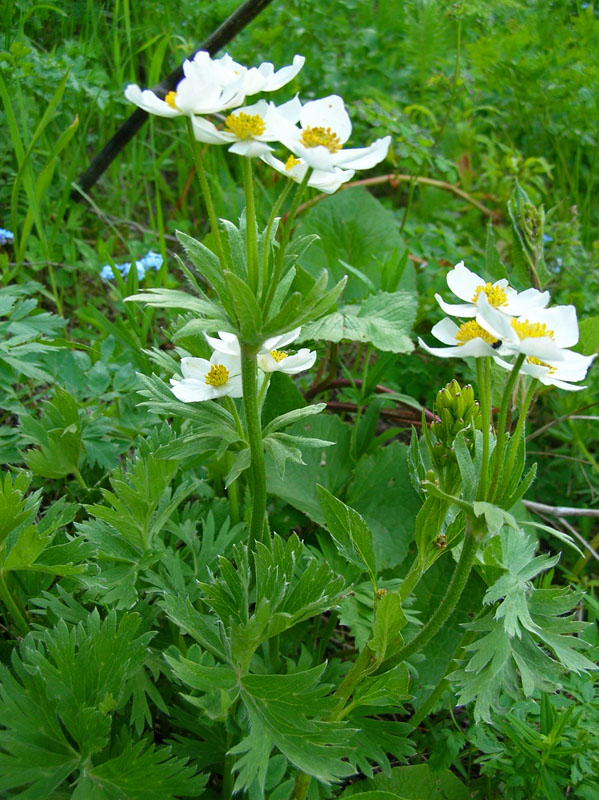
[
  {"x1": 526, "y1": 356, "x2": 556, "y2": 374},
  {"x1": 455, "y1": 321, "x2": 498, "y2": 346},
  {"x1": 300, "y1": 126, "x2": 342, "y2": 153},
  {"x1": 165, "y1": 91, "x2": 178, "y2": 110},
  {"x1": 204, "y1": 364, "x2": 229, "y2": 387},
  {"x1": 224, "y1": 112, "x2": 266, "y2": 139},
  {"x1": 270, "y1": 350, "x2": 289, "y2": 362},
  {"x1": 472, "y1": 283, "x2": 508, "y2": 307},
  {"x1": 511, "y1": 319, "x2": 554, "y2": 341},
  {"x1": 285, "y1": 154, "x2": 301, "y2": 171}
]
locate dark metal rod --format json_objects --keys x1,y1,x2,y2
[{"x1": 72, "y1": 0, "x2": 275, "y2": 199}]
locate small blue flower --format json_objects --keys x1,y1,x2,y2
[
  {"x1": 141, "y1": 250, "x2": 163, "y2": 270},
  {"x1": 542, "y1": 234, "x2": 553, "y2": 244},
  {"x1": 0, "y1": 228, "x2": 15, "y2": 246},
  {"x1": 100, "y1": 265, "x2": 115, "y2": 281}
]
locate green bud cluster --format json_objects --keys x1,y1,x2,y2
[{"x1": 430, "y1": 380, "x2": 482, "y2": 469}]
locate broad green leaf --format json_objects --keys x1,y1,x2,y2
[
  {"x1": 316, "y1": 485, "x2": 377, "y2": 588},
  {"x1": 299, "y1": 290, "x2": 416, "y2": 353},
  {"x1": 347, "y1": 442, "x2": 422, "y2": 570},
  {"x1": 262, "y1": 403, "x2": 326, "y2": 436},
  {"x1": 370, "y1": 592, "x2": 407, "y2": 662},
  {"x1": 295, "y1": 188, "x2": 410, "y2": 301},
  {"x1": 341, "y1": 764, "x2": 470, "y2": 799}
]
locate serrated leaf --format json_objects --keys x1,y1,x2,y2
[{"x1": 317, "y1": 485, "x2": 378, "y2": 588}]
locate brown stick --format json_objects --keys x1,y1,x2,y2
[
  {"x1": 72, "y1": 0, "x2": 275, "y2": 199},
  {"x1": 294, "y1": 173, "x2": 499, "y2": 221}
]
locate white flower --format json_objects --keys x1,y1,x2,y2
[
  {"x1": 205, "y1": 327, "x2": 316, "y2": 374},
  {"x1": 494, "y1": 351, "x2": 596, "y2": 392},
  {"x1": 125, "y1": 52, "x2": 305, "y2": 119},
  {"x1": 475, "y1": 293, "x2": 580, "y2": 362},
  {"x1": 261, "y1": 152, "x2": 355, "y2": 193},
  {"x1": 435, "y1": 261, "x2": 550, "y2": 319},
  {"x1": 206, "y1": 327, "x2": 303, "y2": 357},
  {"x1": 269, "y1": 94, "x2": 391, "y2": 173},
  {"x1": 191, "y1": 98, "x2": 300, "y2": 157},
  {"x1": 258, "y1": 347, "x2": 316, "y2": 374},
  {"x1": 170, "y1": 353, "x2": 242, "y2": 402},
  {"x1": 418, "y1": 317, "x2": 501, "y2": 359}
]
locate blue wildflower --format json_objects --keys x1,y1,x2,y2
[
  {"x1": 0, "y1": 228, "x2": 15, "y2": 246},
  {"x1": 542, "y1": 234, "x2": 553, "y2": 244},
  {"x1": 141, "y1": 250, "x2": 163, "y2": 270},
  {"x1": 100, "y1": 265, "x2": 115, "y2": 281}
]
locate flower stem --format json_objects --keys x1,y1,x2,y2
[
  {"x1": 240, "y1": 347, "x2": 267, "y2": 547},
  {"x1": 261, "y1": 180, "x2": 293, "y2": 298},
  {"x1": 263, "y1": 169, "x2": 312, "y2": 317},
  {"x1": 186, "y1": 118, "x2": 227, "y2": 270},
  {"x1": 488, "y1": 353, "x2": 525, "y2": 499},
  {"x1": 495, "y1": 378, "x2": 537, "y2": 503},
  {"x1": 476, "y1": 357, "x2": 492, "y2": 500},
  {"x1": 241, "y1": 157, "x2": 259, "y2": 294},
  {"x1": 377, "y1": 524, "x2": 479, "y2": 673}
]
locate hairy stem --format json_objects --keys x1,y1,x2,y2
[
  {"x1": 186, "y1": 117, "x2": 227, "y2": 270},
  {"x1": 377, "y1": 525, "x2": 479, "y2": 673},
  {"x1": 240, "y1": 347, "x2": 266, "y2": 547}
]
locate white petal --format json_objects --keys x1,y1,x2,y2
[
  {"x1": 179, "y1": 357, "x2": 212, "y2": 380},
  {"x1": 418, "y1": 337, "x2": 495, "y2": 359},
  {"x1": 171, "y1": 378, "x2": 217, "y2": 402},
  {"x1": 431, "y1": 317, "x2": 461, "y2": 345},
  {"x1": 262, "y1": 327, "x2": 302, "y2": 351},
  {"x1": 435, "y1": 294, "x2": 477, "y2": 318},
  {"x1": 210, "y1": 351, "x2": 242, "y2": 376},
  {"x1": 446, "y1": 261, "x2": 485, "y2": 303},
  {"x1": 205, "y1": 331, "x2": 240, "y2": 356},
  {"x1": 504, "y1": 287, "x2": 550, "y2": 315},
  {"x1": 331, "y1": 136, "x2": 391, "y2": 170},
  {"x1": 124, "y1": 84, "x2": 181, "y2": 117},
  {"x1": 262, "y1": 54, "x2": 305, "y2": 91},
  {"x1": 300, "y1": 95, "x2": 352, "y2": 144},
  {"x1": 229, "y1": 140, "x2": 273, "y2": 157},
  {"x1": 191, "y1": 116, "x2": 233, "y2": 145},
  {"x1": 259, "y1": 348, "x2": 316, "y2": 373},
  {"x1": 524, "y1": 305, "x2": 579, "y2": 348}
]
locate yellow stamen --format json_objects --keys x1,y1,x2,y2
[
  {"x1": 224, "y1": 112, "x2": 266, "y2": 139},
  {"x1": 285, "y1": 154, "x2": 301, "y2": 171},
  {"x1": 270, "y1": 350, "x2": 289, "y2": 362},
  {"x1": 472, "y1": 282, "x2": 508, "y2": 308},
  {"x1": 204, "y1": 364, "x2": 229, "y2": 387},
  {"x1": 527, "y1": 356, "x2": 556, "y2": 374},
  {"x1": 300, "y1": 125, "x2": 342, "y2": 153},
  {"x1": 511, "y1": 319, "x2": 554, "y2": 341},
  {"x1": 165, "y1": 91, "x2": 178, "y2": 110},
  {"x1": 455, "y1": 321, "x2": 498, "y2": 346}
]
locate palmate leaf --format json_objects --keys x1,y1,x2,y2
[
  {"x1": 72, "y1": 737, "x2": 207, "y2": 799},
  {"x1": 232, "y1": 665, "x2": 356, "y2": 792},
  {"x1": 198, "y1": 535, "x2": 346, "y2": 670},
  {"x1": 451, "y1": 529, "x2": 596, "y2": 722},
  {"x1": 0, "y1": 611, "x2": 206, "y2": 799}
]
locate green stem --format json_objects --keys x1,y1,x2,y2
[
  {"x1": 242, "y1": 157, "x2": 259, "y2": 293},
  {"x1": 224, "y1": 452, "x2": 240, "y2": 526},
  {"x1": 241, "y1": 347, "x2": 267, "y2": 547},
  {"x1": 398, "y1": 559, "x2": 424, "y2": 602},
  {"x1": 291, "y1": 644, "x2": 376, "y2": 799},
  {"x1": 186, "y1": 118, "x2": 226, "y2": 270},
  {"x1": 261, "y1": 179, "x2": 293, "y2": 298},
  {"x1": 263, "y1": 169, "x2": 312, "y2": 317},
  {"x1": 290, "y1": 771, "x2": 312, "y2": 800},
  {"x1": 377, "y1": 525, "x2": 479, "y2": 673},
  {"x1": 494, "y1": 378, "x2": 537, "y2": 503},
  {"x1": 221, "y1": 751, "x2": 235, "y2": 799},
  {"x1": 476, "y1": 357, "x2": 492, "y2": 500},
  {"x1": 488, "y1": 353, "x2": 526, "y2": 499},
  {"x1": 0, "y1": 571, "x2": 29, "y2": 636}
]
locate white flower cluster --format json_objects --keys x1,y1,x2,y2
[
  {"x1": 125, "y1": 52, "x2": 390, "y2": 194},
  {"x1": 170, "y1": 327, "x2": 316, "y2": 403},
  {"x1": 418, "y1": 262, "x2": 596, "y2": 391}
]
